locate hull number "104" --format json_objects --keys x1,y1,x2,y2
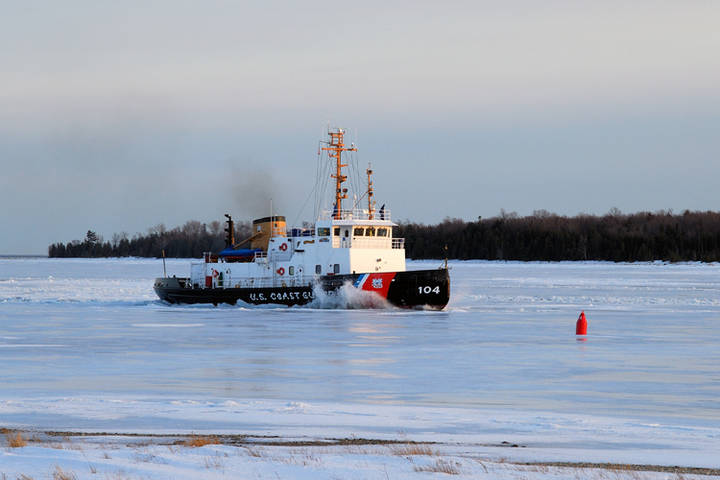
[{"x1": 418, "y1": 286, "x2": 441, "y2": 294}]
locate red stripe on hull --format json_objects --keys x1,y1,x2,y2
[{"x1": 360, "y1": 272, "x2": 396, "y2": 298}]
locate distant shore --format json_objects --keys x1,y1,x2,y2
[{"x1": 47, "y1": 209, "x2": 720, "y2": 262}]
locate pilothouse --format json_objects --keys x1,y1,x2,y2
[{"x1": 154, "y1": 128, "x2": 450, "y2": 309}]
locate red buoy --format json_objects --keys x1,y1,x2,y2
[{"x1": 576, "y1": 311, "x2": 588, "y2": 335}]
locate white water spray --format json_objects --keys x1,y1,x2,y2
[{"x1": 307, "y1": 281, "x2": 394, "y2": 309}]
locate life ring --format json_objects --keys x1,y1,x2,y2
[
  {"x1": 212, "y1": 269, "x2": 219, "y2": 278},
  {"x1": 276, "y1": 267, "x2": 285, "y2": 275},
  {"x1": 279, "y1": 243, "x2": 288, "y2": 251}
]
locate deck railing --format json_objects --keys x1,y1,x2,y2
[
  {"x1": 318, "y1": 209, "x2": 392, "y2": 221},
  {"x1": 190, "y1": 273, "x2": 317, "y2": 289},
  {"x1": 223, "y1": 274, "x2": 315, "y2": 289}
]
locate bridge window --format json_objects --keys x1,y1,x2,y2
[
  {"x1": 377, "y1": 228, "x2": 388, "y2": 237},
  {"x1": 366, "y1": 227, "x2": 375, "y2": 236},
  {"x1": 315, "y1": 264, "x2": 321, "y2": 274},
  {"x1": 317, "y1": 227, "x2": 330, "y2": 236},
  {"x1": 333, "y1": 264, "x2": 340, "y2": 274},
  {"x1": 334, "y1": 227, "x2": 340, "y2": 236},
  {"x1": 354, "y1": 227, "x2": 364, "y2": 236}
]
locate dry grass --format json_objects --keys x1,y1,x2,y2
[
  {"x1": 132, "y1": 449, "x2": 160, "y2": 464},
  {"x1": 6, "y1": 430, "x2": 28, "y2": 448},
  {"x1": 474, "y1": 459, "x2": 489, "y2": 473},
  {"x1": 523, "y1": 464, "x2": 550, "y2": 473},
  {"x1": 183, "y1": 435, "x2": 221, "y2": 447},
  {"x1": 516, "y1": 461, "x2": 720, "y2": 477},
  {"x1": 389, "y1": 444, "x2": 436, "y2": 456},
  {"x1": 204, "y1": 453, "x2": 226, "y2": 471},
  {"x1": 52, "y1": 467, "x2": 77, "y2": 480},
  {"x1": 244, "y1": 446, "x2": 263, "y2": 457},
  {"x1": 104, "y1": 471, "x2": 133, "y2": 480},
  {"x1": 414, "y1": 459, "x2": 461, "y2": 475},
  {"x1": 64, "y1": 439, "x2": 83, "y2": 451}
]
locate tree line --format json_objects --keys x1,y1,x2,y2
[
  {"x1": 395, "y1": 209, "x2": 720, "y2": 262},
  {"x1": 49, "y1": 210, "x2": 720, "y2": 262},
  {"x1": 48, "y1": 220, "x2": 251, "y2": 259}
]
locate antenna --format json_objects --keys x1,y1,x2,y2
[
  {"x1": 322, "y1": 128, "x2": 357, "y2": 220},
  {"x1": 366, "y1": 163, "x2": 375, "y2": 220}
]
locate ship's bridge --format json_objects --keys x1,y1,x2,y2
[{"x1": 315, "y1": 208, "x2": 404, "y2": 250}]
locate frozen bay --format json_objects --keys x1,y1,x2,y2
[{"x1": 1, "y1": 257, "x2": 719, "y2": 472}]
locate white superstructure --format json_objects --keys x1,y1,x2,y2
[{"x1": 189, "y1": 208, "x2": 405, "y2": 290}]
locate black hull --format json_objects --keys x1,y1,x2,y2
[{"x1": 154, "y1": 268, "x2": 449, "y2": 310}]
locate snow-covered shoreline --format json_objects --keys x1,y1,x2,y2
[
  {"x1": 3, "y1": 396, "x2": 719, "y2": 471},
  {"x1": 2, "y1": 429, "x2": 718, "y2": 480}
]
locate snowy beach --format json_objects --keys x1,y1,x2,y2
[{"x1": 1, "y1": 258, "x2": 719, "y2": 478}]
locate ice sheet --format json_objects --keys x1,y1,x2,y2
[{"x1": 1, "y1": 258, "x2": 719, "y2": 471}]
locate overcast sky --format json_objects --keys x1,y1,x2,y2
[{"x1": 1, "y1": 1, "x2": 719, "y2": 254}]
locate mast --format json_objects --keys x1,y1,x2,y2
[
  {"x1": 322, "y1": 128, "x2": 357, "y2": 220},
  {"x1": 224, "y1": 214, "x2": 235, "y2": 247},
  {"x1": 366, "y1": 163, "x2": 375, "y2": 220}
]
